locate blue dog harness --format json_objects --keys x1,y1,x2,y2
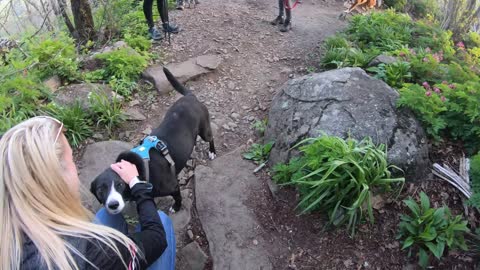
[{"x1": 131, "y1": 136, "x2": 175, "y2": 181}]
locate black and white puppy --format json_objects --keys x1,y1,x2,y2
[{"x1": 90, "y1": 67, "x2": 216, "y2": 215}]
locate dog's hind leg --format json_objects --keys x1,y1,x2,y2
[
  {"x1": 199, "y1": 121, "x2": 216, "y2": 160},
  {"x1": 169, "y1": 188, "x2": 182, "y2": 213}
]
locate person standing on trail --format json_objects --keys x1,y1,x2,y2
[
  {"x1": 143, "y1": 0, "x2": 180, "y2": 40},
  {"x1": 271, "y1": 0, "x2": 292, "y2": 32},
  {"x1": 1, "y1": 116, "x2": 176, "y2": 270}
]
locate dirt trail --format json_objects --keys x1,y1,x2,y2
[
  {"x1": 132, "y1": 0, "x2": 348, "y2": 268},
  {"x1": 135, "y1": 0, "x2": 346, "y2": 155}
]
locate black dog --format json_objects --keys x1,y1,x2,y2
[{"x1": 90, "y1": 67, "x2": 216, "y2": 215}]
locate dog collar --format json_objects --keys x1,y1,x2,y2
[{"x1": 131, "y1": 136, "x2": 176, "y2": 181}]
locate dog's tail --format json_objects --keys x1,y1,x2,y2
[{"x1": 163, "y1": 67, "x2": 192, "y2": 96}]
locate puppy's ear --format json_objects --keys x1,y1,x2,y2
[
  {"x1": 116, "y1": 151, "x2": 147, "y2": 181},
  {"x1": 90, "y1": 179, "x2": 102, "y2": 203}
]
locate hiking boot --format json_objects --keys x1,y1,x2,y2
[
  {"x1": 271, "y1": 16, "x2": 284, "y2": 25},
  {"x1": 280, "y1": 20, "x2": 291, "y2": 32},
  {"x1": 148, "y1": 27, "x2": 163, "y2": 40},
  {"x1": 163, "y1": 22, "x2": 180, "y2": 34},
  {"x1": 176, "y1": 4, "x2": 184, "y2": 10}
]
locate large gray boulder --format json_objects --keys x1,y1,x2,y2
[
  {"x1": 53, "y1": 83, "x2": 123, "y2": 110},
  {"x1": 78, "y1": 141, "x2": 132, "y2": 211},
  {"x1": 265, "y1": 67, "x2": 429, "y2": 180}
]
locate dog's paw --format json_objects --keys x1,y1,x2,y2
[
  {"x1": 168, "y1": 206, "x2": 177, "y2": 214},
  {"x1": 208, "y1": 151, "x2": 216, "y2": 160}
]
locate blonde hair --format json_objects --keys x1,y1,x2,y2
[{"x1": 0, "y1": 117, "x2": 138, "y2": 270}]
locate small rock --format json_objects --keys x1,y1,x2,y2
[
  {"x1": 227, "y1": 81, "x2": 235, "y2": 90},
  {"x1": 187, "y1": 229, "x2": 194, "y2": 240},
  {"x1": 253, "y1": 239, "x2": 258, "y2": 246},
  {"x1": 129, "y1": 99, "x2": 140, "y2": 107},
  {"x1": 43, "y1": 75, "x2": 61, "y2": 93},
  {"x1": 273, "y1": 56, "x2": 279, "y2": 62},
  {"x1": 228, "y1": 122, "x2": 238, "y2": 128},
  {"x1": 343, "y1": 259, "x2": 354, "y2": 268},
  {"x1": 142, "y1": 126, "x2": 152, "y2": 135},
  {"x1": 196, "y1": 54, "x2": 222, "y2": 70},
  {"x1": 242, "y1": 106, "x2": 249, "y2": 110},
  {"x1": 247, "y1": 116, "x2": 255, "y2": 122},
  {"x1": 124, "y1": 108, "x2": 146, "y2": 121},
  {"x1": 92, "y1": 133, "x2": 103, "y2": 140},
  {"x1": 222, "y1": 124, "x2": 231, "y2": 131},
  {"x1": 231, "y1": 113, "x2": 240, "y2": 119}
]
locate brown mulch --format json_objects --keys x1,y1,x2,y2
[{"x1": 248, "y1": 144, "x2": 479, "y2": 270}]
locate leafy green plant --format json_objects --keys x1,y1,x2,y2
[
  {"x1": 323, "y1": 35, "x2": 350, "y2": 50},
  {"x1": 397, "y1": 192, "x2": 469, "y2": 268},
  {"x1": 468, "y1": 152, "x2": 480, "y2": 208},
  {"x1": 273, "y1": 134, "x2": 404, "y2": 236},
  {"x1": 368, "y1": 61, "x2": 412, "y2": 88},
  {"x1": 88, "y1": 91, "x2": 126, "y2": 135},
  {"x1": 346, "y1": 10, "x2": 413, "y2": 51},
  {"x1": 124, "y1": 33, "x2": 152, "y2": 53},
  {"x1": 243, "y1": 141, "x2": 274, "y2": 164},
  {"x1": 251, "y1": 119, "x2": 267, "y2": 136},
  {"x1": 109, "y1": 77, "x2": 137, "y2": 98},
  {"x1": 27, "y1": 33, "x2": 79, "y2": 81},
  {"x1": 95, "y1": 47, "x2": 148, "y2": 82},
  {"x1": 321, "y1": 47, "x2": 376, "y2": 69},
  {"x1": 44, "y1": 102, "x2": 93, "y2": 147}
]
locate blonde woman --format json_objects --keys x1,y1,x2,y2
[{"x1": 0, "y1": 116, "x2": 176, "y2": 270}]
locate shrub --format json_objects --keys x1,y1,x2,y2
[
  {"x1": 399, "y1": 81, "x2": 480, "y2": 153},
  {"x1": 273, "y1": 134, "x2": 404, "y2": 236},
  {"x1": 367, "y1": 61, "x2": 412, "y2": 88},
  {"x1": 243, "y1": 141, "x2": 274, "y2": 165},
  {"x1": 0, "y1": 58, "x2": 47, "y2": 133},
  {"x1": 323, "y1": 35, "x2": 350, "y2": 50},
  {"x1": 410, "y1": 20, "x2": 455, "y2": 59},
  {"x1": 384, "y1": 0, "x2": 407, "y2": 11},
  {"x1": 27, "y1": 33, "x2": 79, "y2": 81},
  {"x1": 95, "y1": 48, "x2": 148, "y2": 82},
  {"x1": 397, "y1": 83, "x2": 447, "y2": 140},
  {"x1": 88, "y1": 91, "x2": 126, "y2": 135},
  {"x1": 346, "y1": 10, "x2": 413, "y2": 51},
  {"x1": 124, "y1": 33, "x2": 152, "y2": 53},
  {"x1": 109, "y1": 77, "x2": 137, "y2": 98},
  {"x1": 397, "y1": 192, "x2": 469, "y2": 268},
  {"x1": 44, "y1": 103, "x2": 93, "y2": 147},
  {"x1": 321, "y1": 47, "x2": 377, "y2": 69}
]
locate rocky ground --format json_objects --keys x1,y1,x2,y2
[{"x1": 73, "y1": 0, "x2": 479, "y2": 269}]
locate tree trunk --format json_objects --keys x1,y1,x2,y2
[
  {"x1": 70, "y1": 0, "x2": 95, "y2": 43},
  {"x1": 58, "y1": 0, "x2": 77, "y2": 39}
]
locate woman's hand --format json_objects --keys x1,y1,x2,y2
[{"x1": 110, "y1": 160, "x2": 139, "y2": 185}]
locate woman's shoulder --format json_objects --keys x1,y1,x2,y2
[{"x1": 21, "y1": 235, "x2": 131, "y2": 270}]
